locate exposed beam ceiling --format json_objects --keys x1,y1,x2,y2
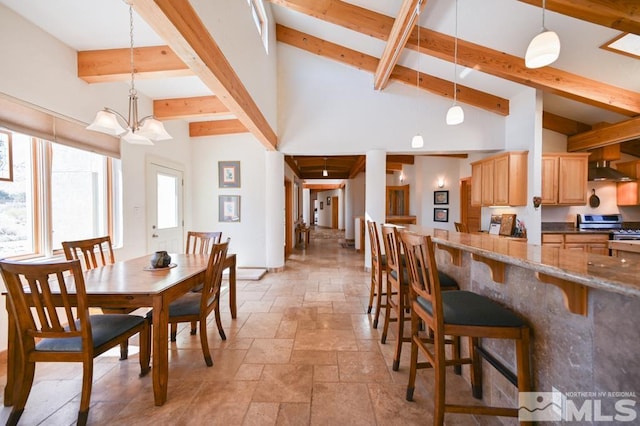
[
  {"x1": 567, "y1": 116, "x2": 640, "y2": 151},
  {"x1": 189, "y1": 119, "x2": 247, "y2": 137},
  {"x1": 153, "y1": 95, "x2": 230, "y2": 120},
  {"x1": 373, "y1": 0, "x2": 426, "y2": 90},
  {"x1": 518, "y1": 0, "x2": 640, "y2": 35},
  {"x1": 543, "y1": 112, "x2": 591, "y2": 136},
  {"x1": 131, "y1": 0, "x2": 277, "y2": 150},
  {"x1": 270, "y1": 0, "x2": 640, "y2": 116},
  {"x1": 277, "y1": 25, "x2": 509, "y2": 116}
]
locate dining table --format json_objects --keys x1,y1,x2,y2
[{"x1": 4, "y1": 252, "x2": 237, "y2": 407}]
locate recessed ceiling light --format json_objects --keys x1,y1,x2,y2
[{"x1": 601, "y1": 33, "x2": 640, "y2": 60}]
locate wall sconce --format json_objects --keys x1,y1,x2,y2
[
  {"x1": 437, "y1": 177, "x2": 445, "y2": 188},
  {"x1": 399, "y1": 173, "x2": 405, "y2": 183}
]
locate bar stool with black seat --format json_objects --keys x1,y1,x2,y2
[
  {"x1": 400, "y1": 231, "x2": 532, "y2": 425},
  {"x1": 380, "y1": 224, "x2": 460, "y2": 371},
  {"x1": 366, "y1": 220, "x2": 388, "y2": 328},
  {"x1": 0, "y1": 258, "x2": 151, "y2": 426},
  {"x1": 62, "y1": 235, "x2": 132, "y2": 360}
]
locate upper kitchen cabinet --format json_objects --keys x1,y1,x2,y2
[
  {"x1": 541, "y1": 153, "x2": 589, "y2": 205},
  {"x1": 470, "y1": 152, "x2": 528, "y2": 207},
  {"x1": 616, "y1": 160, "x2": 640, "y2": 206}
]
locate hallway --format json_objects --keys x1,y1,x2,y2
[{"x1": 0, "y1": 228, "x2": 487, "y2": 425}]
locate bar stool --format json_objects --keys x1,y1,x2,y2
[
  {"x1": 400, "y1": 231, "x2": 532, "y2": 425},
  {"x1": 380, "y1": 224, "x2": 460, "y2": 371},
  {"x1": 366, "y1": 221, "x2": 388, "y2": 328}
]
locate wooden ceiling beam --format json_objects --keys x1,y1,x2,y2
[
  {"x1": 189, "y1": 119, "x2": 247, "y2": 137},
  {"x1": 132, "y1": 0, "x2": 277, "y2": 150},
  {"x1": 518, "y1": 0, "x2": 640, "y2": 35},
  {"x1": 567, "y1": 116, "x2": 640, "y2": 152},
  {"x1": 284, "y1": 157, "x2": 302, "y2": 178},
  {"x1": 77, "y1": 46, "x2": 191, "y2": 83},
  {"x1": 373, "y1": 0, "x2": 427, "y2": 90},
  {"x1": 270, "y1": 0, "x2": 640, "y2": 116},
  {"x1": 386, "y1": 162, "x2": 404, "y2": 172},
  {"x1": 387, "y1": 155, "x2": 415, "y2": 164},
  {"x1": 303, "y1": 183, "x2": 345, "y2": 190},
  {"x1": 277, "y1": 25, "x2": 509, "y2": 116},
  {"x1": 153, "y1": 95, "x2": 231, "y2": 119},
  {"x1": 543, "y1": 111, "x2": 592, "y2": 136},
  {"x1": 349, "y1": 155, "x2": 366, "y2": 178}
]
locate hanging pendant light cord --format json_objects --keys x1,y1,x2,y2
[
  {"x1": 129, "y1": 4, "x2": 136, "y2": 98},
  {"x1": 453, "y1": 0, "x2": 458, "y2": 105},
  {"x1": 416, "y1": 3, "x2": 421, "y2": 94},
  {"x1": 541, "y1": 0, "x2": 546, "y2": 30}
]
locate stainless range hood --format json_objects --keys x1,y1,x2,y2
[{"x1": 588, "y1": 161, "x2": 635, "y2": 182}]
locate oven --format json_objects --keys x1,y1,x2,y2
[{"x1": 611, "y1": 229, "x2": 640, "y2": 241}]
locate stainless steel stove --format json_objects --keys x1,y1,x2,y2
[{"x1": 577, "y1": 213, "x2": 640, "y2": 240}]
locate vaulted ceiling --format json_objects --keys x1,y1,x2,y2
[{"x1": 1, "y1": 0, "x2": 639, "y2": 177}]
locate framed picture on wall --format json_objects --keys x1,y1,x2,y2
[
  {"x1": 219, "y1": 195, "x2": 241, "y2": 222},
  {"x1": 218, "y1": 161, "x2": 240, "y2": 188},
  {"x1": 434, "y1": 190, "x2": 448, "y2": 205},
  {"x1": 434, "y1": 208, "x2": 449, "y2": 222},
  {"x1": 320, "y1": 201, "x2": 324, "y2": 210}
]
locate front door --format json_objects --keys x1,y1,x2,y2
[{"x1": 146, "y1": 161, "x2": 184, "y2": 253}]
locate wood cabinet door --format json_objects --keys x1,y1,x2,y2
[
  {"x1": 558, "y1": 156, "x2": 588, "y2": 205},
  {"x1": 481, "y1": 160, "x2": 494, "y2": 206},
  {"x1": 470, "y1": 163, "x2": 482, "y2": 207},
  {"x1": 493, "y1": 155, "x2": 510, "y2": 205},
  {"x1": 541, "y1": 156, "x2": 559, "y2": 204}
]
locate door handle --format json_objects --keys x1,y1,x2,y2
[{"x1": 152, "y1": 233, "x2": 159, "y2": 238}]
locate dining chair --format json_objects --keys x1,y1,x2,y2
[
  {"x1": 0, "y1": 258, "x2": 151, "y2": 426},
  {"x1": 149, "y1": 239, "x2": 229, "y2": 366},
  {"x1": 454, "y1": 222, "x2": 469, "y2": 233},
  {"x1": 380, "y1": 224, "x2": 460, "y2": 371},
  {"x1": 366, "y1": 221, "x2": 388, "y2": 328},
  {"x1": 61, "y1": 235, "x2": 132, "y2": 360},
  {"x1": 185, "y1": 231, "x2": 223, "y2": 254},
  {"x1": 183, "y1": 231, "x2": 223, "y2": 337},
  {"x1": 400, "y1": 232, "x2": 532, "y2": 425}
]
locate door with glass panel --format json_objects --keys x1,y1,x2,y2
[{"x1": 146, "y1": 162, "x2": 183, "y2": 253}]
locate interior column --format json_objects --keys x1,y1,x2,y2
[
  {"x1": 365, "y1": 150, "x2": 386, "y2": 269},
  {"x1": 265, "y1": 151, "x2": 285, "y2": 270}
]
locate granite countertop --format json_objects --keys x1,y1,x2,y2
[{"x1": 405, "y1": 225, "x2": 640, "y2": 299}]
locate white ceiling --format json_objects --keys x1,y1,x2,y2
[{"x1": 1, "y1": 0, "x2": 638, "y2": 127}]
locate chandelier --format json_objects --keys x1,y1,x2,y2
[{"x1": 87, "y1": 2, "x2": 171, "y2": 145}]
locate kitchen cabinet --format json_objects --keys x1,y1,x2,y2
[
  {"x1": 609, "y1": 240, "x2": 640, "y2": 261},
  {"x1": 470, "y1": 151, "x2": 528, "y2": 207},
  {"x1": 541, "y1": 153, "x2": 589, "y2": 205},
  {"x1": 542, "y1": 233, "x2": 610, "y2": 255},
  {"x1": 615, "y1": 160, "x2": 640, "y2": 206}
]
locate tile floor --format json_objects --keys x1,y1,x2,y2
[{"x1": 0, "y1": 228, "x2": 503, "y2": 425}]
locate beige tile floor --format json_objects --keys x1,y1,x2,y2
[{"x1": 0, "y1": 228, "x2": 504, "y2": 425}]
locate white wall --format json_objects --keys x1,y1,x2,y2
[{"x1": 415, "y1": 157, "x2": 462, "y2": 230}]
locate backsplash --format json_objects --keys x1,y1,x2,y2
[{"x1": 541, "y1": 181, "x2": 640, "y2": 224}]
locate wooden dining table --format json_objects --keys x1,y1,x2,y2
[{"x1": 4, "y1": 252, "x2": 237, "y2": 407}]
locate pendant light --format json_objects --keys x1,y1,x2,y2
[
  {"x1": 525, "y1": 0, "x2": 560, "y2": 69},
  {"x1": 322, "y1": 157, "x2": 329, "y2": 177},
  {"x1": 87, "y1": 2, "x2": 172, "y2": 145},
  {"x1": 411, "y1": 0, "x2": 424, "y2": 149},
  {"x1": 446, "y1": 0, "x2": 464, "y2": 126}
]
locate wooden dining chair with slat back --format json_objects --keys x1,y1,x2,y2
[
  {"x1": 366, "y1": 221, "x2": 388, "y2": 329},
  {"x1": 148, "y1": 239, "x2": 229, "y2": 366},
  {"x1": 400, "y1": 232, "x2": 532, "y2": 425},
  {"x1": 183, "y1": 231, "x2": 223, "y2": 339},
  {"x1": 454, "y1": 222, "x2": 469, "y2": 233},
  {"x1": 381, "y1": 224, "x2": 461, "y2": 371},
  {"x1": 62, "y1": 236, "x2": 132, "y2": 360},
  {"x1": 0, "y1": 258, "x2": 151, "y2": 426}
]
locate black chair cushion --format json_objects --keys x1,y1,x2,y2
[
  {"x1": 416, "y1": 291, "x2": 526, "y2": 327},
  {"x1": 35, "y1": 314, "x2": 146, "y2": 352},
  {"x1": 146, "y1": 293, "x2": 208, "y2": 320}
]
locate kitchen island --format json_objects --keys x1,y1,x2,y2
[{"x1": 404, "y1": 225, "x2": 640, "y2": 422}]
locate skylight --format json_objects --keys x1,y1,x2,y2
[{"x1": 601, "y1": 33, "x2": 640, "y2": 60}]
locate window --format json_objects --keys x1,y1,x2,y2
[
  {"x1": 248, "y1": 0, "x2": 269, "y2": 53},
  {"x1": 0, "y1": 128, "x2": 122, "y2": 259}
]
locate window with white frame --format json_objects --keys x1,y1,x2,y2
[
  {"x1": 0, "y1": 127, "x2": 122, "y2": 259},
  {"x1": 248, "y1": 0, "x2": 269, "y2": 53}
]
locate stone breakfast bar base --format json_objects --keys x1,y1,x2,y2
[{"x1": 404, "y1": 225, "x2": 640, "y2": 424}]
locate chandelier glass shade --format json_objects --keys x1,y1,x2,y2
[
  {"x1": 525, "y1": 0, "x2": 560, "y2": 69},
  {"x1": 86, "y1": 4, "x2": 171, "y2": 145},
  {"x1": 322, "y1": 157, "x2": 328, "y2": 176}
]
